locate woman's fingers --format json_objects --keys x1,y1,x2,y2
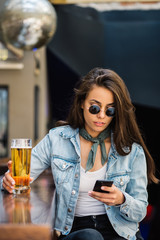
[
  {"x1": 89, "y1": 191, "x2": 115, "y2": 205},
  {"x1": 2, "y1": 171, "x2": 15, "y2": 193},
  {"x1": 2, "y1": 160, "x2": 14, "y2": 193},
  {"x1": 88, "y1": 185, "x2": 125, "y2": 205},
  {"x1": 2, "y1": 181, "x2": 13, "y2": 193},
  {"x1": 7, "y1": 160, "x2": 12, "y2": 173},
  {"x1": 30, "y1": 177, "x2": 34, "y2": 182}
]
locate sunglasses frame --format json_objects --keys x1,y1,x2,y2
[{"x1": 88, "y1": 104, "x2": 115, "y2": 117}]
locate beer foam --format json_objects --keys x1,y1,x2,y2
[{"x1": 11, "y1": 139, "x2": 32, "y2": 148}]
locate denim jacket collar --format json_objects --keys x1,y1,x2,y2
[
  {"x1": 59, "y1": 126, "x2": 79, "y2": 139},
  {"x1": 59, "y1": 126, "x2": 81, "y2": 157}
]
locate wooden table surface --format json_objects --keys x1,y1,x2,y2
[{"x1": 0, "y1": 169, "x2": 55, "y2": 226}]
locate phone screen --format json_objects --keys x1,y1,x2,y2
[{"x1": 93, "y1": 180, "x2": 113, "y2": 193}]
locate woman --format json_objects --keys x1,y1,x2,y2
[{"x1": 2, "y1": 68, "x2": 158, "y2": 240}]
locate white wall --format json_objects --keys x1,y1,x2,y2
[{"x1": 0, "y1": 47, "x2": 48, "y2": 157}]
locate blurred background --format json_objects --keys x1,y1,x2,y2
[{"x1": 0, "y1": 0, "x2": 160, "y2": 239}]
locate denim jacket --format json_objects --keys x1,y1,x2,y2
[{"x1": 31, "y1": 125, "x2": 148, "y2": 240}]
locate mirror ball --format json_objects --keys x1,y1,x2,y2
[{"x1": 0, "y1": 0, "x2": 57, "y2": 50}]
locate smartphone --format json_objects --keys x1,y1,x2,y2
[{"x1": 93, "y1": 180, "x2": 113, "y2": 193}]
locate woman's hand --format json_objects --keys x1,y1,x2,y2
[
  {"x1": 88, "y1": 184, "x2": 125, "y2": 206},
  {"x1": 2, "y1": 161, "x2": 15, "y2": 193},
  {"x1": 2, "y1": 160, "x2": 33, "y2": 194}
]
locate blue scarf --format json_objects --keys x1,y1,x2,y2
[{"x1": 79, "y1": 127, "x2": 111, "y2": 172}]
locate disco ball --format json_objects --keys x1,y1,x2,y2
[{"x1": 0, "y1": 0, "x2": 57, "y2": 50}]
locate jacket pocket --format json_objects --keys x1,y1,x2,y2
[
  {"x1": 107, "y1": 172, "x2": 130, "y2": 191},
  {"x1": 51, "y1": 157, "x2": 75, "y2": 184}
]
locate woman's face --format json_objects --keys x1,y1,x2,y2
[{"x1": 81, "y1": 85, "x2": 114, "y2": 138}]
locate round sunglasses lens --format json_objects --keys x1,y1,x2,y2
[
  {"x1": 89, "y1": 105, "x2": 100, "y2": 114},
  {"x1": 106, "y1": 107, "x2": 115, "y2": 117}
]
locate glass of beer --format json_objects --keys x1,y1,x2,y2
[{"x1": 11, "y1": 139, "x2": 32, "y2": 194}]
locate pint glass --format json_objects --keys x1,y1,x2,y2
[{"x1": 11, "y1": 139, "x2": 32, "y2": 194}]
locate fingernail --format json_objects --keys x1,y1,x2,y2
[
  {"x1": 88, "y1": 191, "x2": 92, "y2": 195},
  {"x1": 12, "y1": 182, "x2": 15, "y2": 185}
]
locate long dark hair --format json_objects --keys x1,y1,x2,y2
[{"x1": 56, "y1": 67, "x2": 158, "y2": 184}]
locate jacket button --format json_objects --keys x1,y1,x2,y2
[
  {"x1": 62, "y1": 163, "x2": 66, "y2": 169},
  {"x1": 120, "y1": 178, "x2": 124, "y2": 185},
  {"x1": 68, "y1": 208, "x2": 72, "y2": 212},
  {"x1": 65, "y1": 226, "x2": 68, "y2": 230},
  {"x1": 72, "y1": 190, "x2": 76, "y2": 195}
]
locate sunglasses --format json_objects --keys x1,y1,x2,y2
[{"x1": 88, "y1": 105, "x2": 115, "y2": 117}]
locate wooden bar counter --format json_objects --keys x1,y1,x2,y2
[{"x1": 0, "y1": 169, "x2": 56, "y2": 239}]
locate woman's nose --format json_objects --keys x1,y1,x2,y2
[{"x1": 97, "y1": 109, "x2": 105, "y2": 118}]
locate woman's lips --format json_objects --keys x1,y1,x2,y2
[{"x1": 94, "y1": 122, "x2": 105, "y2": 127}]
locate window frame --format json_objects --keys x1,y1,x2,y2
[{"x1": 0, "y1": 86, "x2": 9, "y2": 158}]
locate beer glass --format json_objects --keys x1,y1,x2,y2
[{"x1": 11, "y1": 139, "x2": 32, "y2": 194}]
